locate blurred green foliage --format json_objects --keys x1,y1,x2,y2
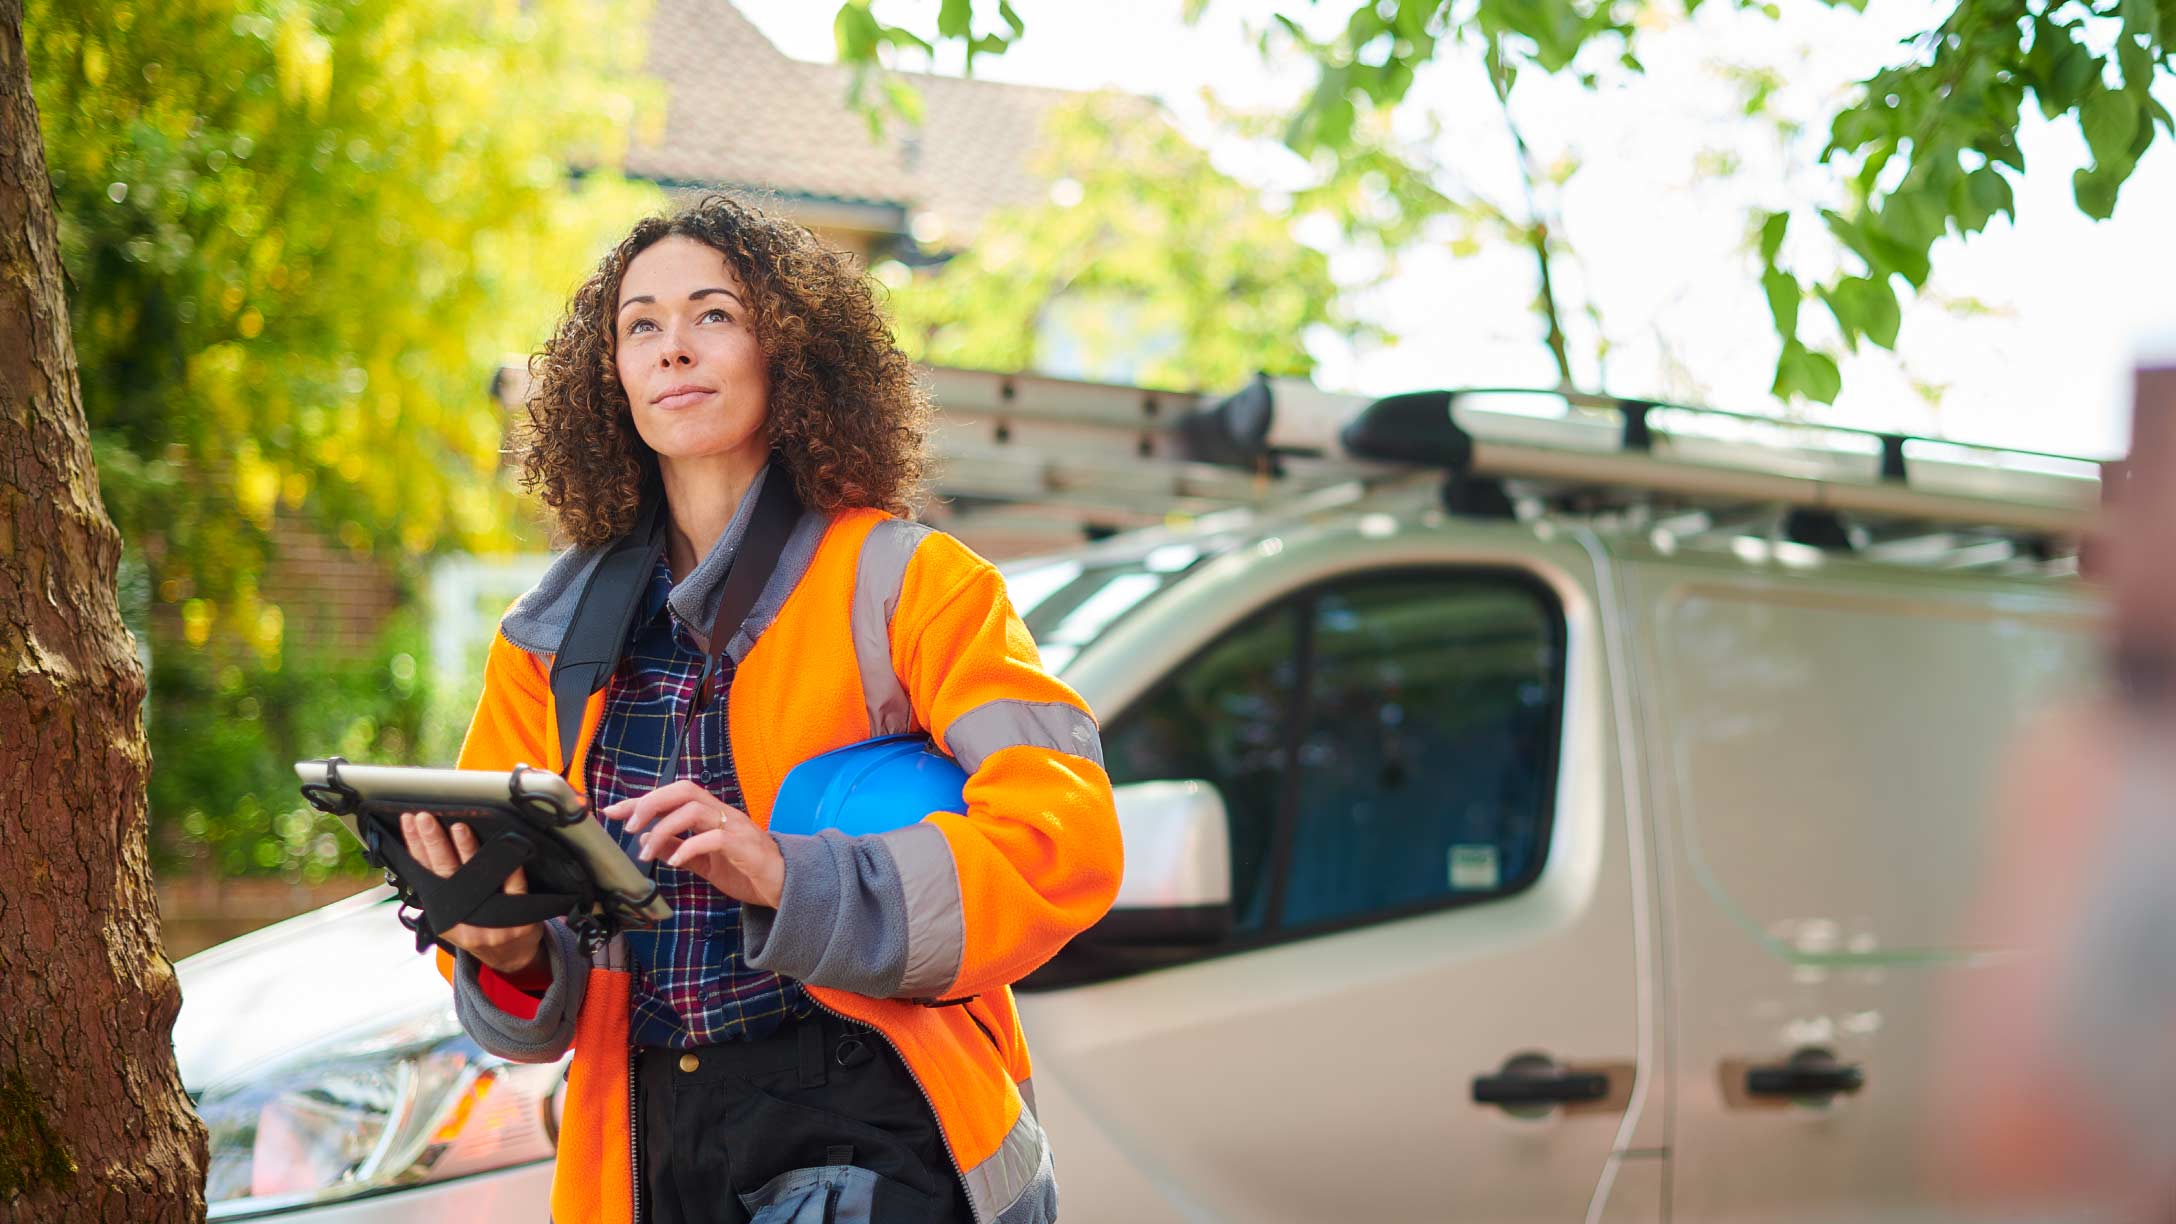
[
  {"x1": 28, "y1": 0, "x2": 664, "y2": 877},
  {"x1": 883, "y1": 94, "x2": 1374, "y2": 389},
  {"x1": 839, "y1": 0, "x2": 2175, "y2": 406},
  {"x1": 146, "y1": 611, "x2": 445, "y2": 881}
]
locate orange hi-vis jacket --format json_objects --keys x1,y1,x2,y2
[{"x1": 440, "y1": 501, "x2": 1122, "y2": 1224}]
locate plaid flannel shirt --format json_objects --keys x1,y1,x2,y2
[{"x1": 585, "y1": 555, "x2": 815, "y2": 1049}]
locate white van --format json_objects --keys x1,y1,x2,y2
[{"x1": 174, "y1": 380, "x2": 2105, "y2": 1221}]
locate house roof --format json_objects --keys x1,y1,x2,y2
[{"x1": 627, "y1": 0, "x2": 1084, "y2": 239}]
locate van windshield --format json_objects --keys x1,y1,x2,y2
[{"x1": 1002, "y1": 538, "x2": 1224, "y2": 674}]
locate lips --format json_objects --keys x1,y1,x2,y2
[{"x1": 652, "y1": 385, "x2": 715, "y2": 409}]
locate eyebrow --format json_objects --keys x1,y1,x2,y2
[{"x1": 618, "y1": 287, "x2": 745, "y2": 315}]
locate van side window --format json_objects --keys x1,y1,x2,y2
[
  {"x1": 1279, "y1": 575, "x2": 1564, "y2": 929},
  {"x1": 1101, "y1": 603, "x2": 1301, "y2": 935}
]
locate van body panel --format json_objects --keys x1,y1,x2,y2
[{"x1": 1616, "y1": 542, "x2": 2097, "y2": 1221}]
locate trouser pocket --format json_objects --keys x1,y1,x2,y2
[
  {"x1": 740, "y1": 1163, "x2": 891, "y2": 1224},
  {"x1": 691, "y1": 1083, "x2": 940, "y2": 1222},
  {"x1": 642, "y1": 1016, "x2": 963, "y2": 1224}
]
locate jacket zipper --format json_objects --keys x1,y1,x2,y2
[
  {"x1": 630, "y1": 1047, "x2": 645, "y2": 1224},
  {"x1": 803, "y1": 994, "x2": 981, "y2": 1224}
]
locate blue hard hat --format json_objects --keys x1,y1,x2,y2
[{"x1": 770, "y1": 734, "x2": 968, "y2": 838}]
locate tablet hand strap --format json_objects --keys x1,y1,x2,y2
[{"x1": 365, "y1": 823, "x2": 579, "y2": 955}]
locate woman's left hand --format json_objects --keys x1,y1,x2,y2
[{"x1": 606, "y1": 780, "x2": 785, "y2": 909}]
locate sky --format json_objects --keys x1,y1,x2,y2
[{"x1": 737, "y1": 0, "x2": 2176, "y2": 460}]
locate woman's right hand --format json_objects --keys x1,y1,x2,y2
[{"x1": 399, "y1": 811, "x2": 547, "y2": 979}]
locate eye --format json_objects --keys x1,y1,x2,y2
[
  {"x1": 700, "y1": 307, "x2": 730, "y2": 324},
  {"x1": 625, "y1": 317, "x2": 656, "y2": 335}
]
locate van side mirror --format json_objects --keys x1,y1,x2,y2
[
  {"x1": 1021, "y1": 780, "x2": 1237, "y2": 990},
  {"x1": 1094, "y1": 779, "x2": 1234, "y2": 946}
]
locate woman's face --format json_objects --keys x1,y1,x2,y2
[{"x1": 614, "y1": 235, "x2": 769, "y2": 466}]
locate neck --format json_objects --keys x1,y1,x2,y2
[{"x1": 658, "y1": 447, "x2": 767, "y2": 582}]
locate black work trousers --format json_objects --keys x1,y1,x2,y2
[{"x1": 634, "y1": 1010, "x2": 970, "y2": 1224}]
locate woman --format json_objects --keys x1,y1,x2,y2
[{"x1": 397, "y1": 194, "x2": 1122, "y2": 1224}]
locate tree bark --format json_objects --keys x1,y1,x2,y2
[{"x1": 0, "y1": 2, "x2": 209, "y2": 1219}]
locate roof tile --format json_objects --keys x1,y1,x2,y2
[{"x1": 628, "y1": 0, "x2": 1085, "y2": 235}]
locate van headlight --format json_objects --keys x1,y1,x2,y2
[{"x1": 193, "y1": 1005, "x2": 564, "y2": 1218}]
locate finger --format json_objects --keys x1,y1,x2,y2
[
  {"x1": 400, "y1": 812, "x2": 434, "y2": 874},
  {"x1": 504, "y1": 864, "x2": 528, "y2": 896},
  {"x1": 616, "y1": 780, "x2": 712, "y2": 829},
  {"x1": 636, "y1": 801, "x2": 717, "y2": 860},
  {"x1": 665, "y1": 828, "x2": 734, "y2": 869},
  {"x1": 448, "y1": 819, "x2": 480, "y2": 865},
  {"x1": 638, "y1": 781, "x2": 712, "y2": 814},
  {"x1": 413, "y1": 813, "x2": 461, "y2": 878}
]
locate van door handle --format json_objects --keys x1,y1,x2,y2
[
  {"x1": 1472, "y1": 1052, "x2": 1610, "y2": 1108},
  {"x1": 1741, "y1": 1048, "x2": 1864, "y2": 1100}
]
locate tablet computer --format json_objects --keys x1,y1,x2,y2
[{"x1": 296, "y1": 758, "x2": 670, "y2": 951}]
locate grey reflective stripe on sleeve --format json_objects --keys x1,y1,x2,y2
[
  {"x1": 970, "y1": 1103, "x2": 1058, "y2": 1224},
  {"x1": 944, "y1": 699, "x2": 1104, "y2": 774},
  {"x1": 851, "y1": 519, "x2": 934, "y2": 736},
  {"x1": 876, "y1": 820, "x2": 966, "y2": 999},
  {"x1": 1017, "y1": 1076, "x2": 1037, "y2": 1118}
]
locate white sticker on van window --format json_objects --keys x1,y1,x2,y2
[{"x1": 1449, "y1": 844, "x2": 1500, "y2": 891}]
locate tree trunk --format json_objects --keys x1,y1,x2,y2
[{"x1": 0, "y1": 3, "x2": 209, "y2": 1219}]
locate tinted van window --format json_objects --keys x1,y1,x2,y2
[
  {"x1": 1280, "y1": 575, "x2": 1563, "y2": 929},
  {"x1": 1102, "y1": 603, "x2": 1300, "y2": 934}
]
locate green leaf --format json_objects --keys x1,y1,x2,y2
[
  {"x1": 1982, "y1": 134, "x2": 2026, "y2": 173},
  {"x1": 834, "y1": 2, "x2": 880, "y2": 62},
  {"x1": 1801, "y1": 350, "x2": 1843, "y2": 403},
  {"x1": 1818, "y1": 285, "x2": 1860, "y2": 351},
  {"x1": 1825, "y1": 104, "x2": 1883, "y2": 158},
  {"x1": 2081, "y1": 85, "x2": 2141, "y2": 168},
  {"x1": 2049, "y1": 42, "x2": 2101, "y2": 112},
  {"x1": 1762, "y1": 266, "x2": 1800, "y2": 338},
  {"x1": 998, "y1": 1, "x2": 1026, "y2": 37},
  {"x1": 938, "y1": 0, "x2": 972, "y2": 40},
  {"x1": 1882, "y1": 184, "x2": 1947, "y2": 249},
  {"x1": 1836, "y1": 275, "x2": 1906, "y2": 350},
  {"x1": 2074, "y1": 165, "x2": 2122, "y2": 219},
  {"x1": 1772, "y1": 340, "x2": 1806, "y2": 399},
  {"x1": 1774, "y1": 341, "x2": 1843, "y2": 404},
  {"x1": 1955, "y1": 166, "x2": 2014, "y2": 232},
  {"x1": 1758, "y1": 210, "x2": 1789, "y2": 262},
  {"x1": 879, "y1": 26, "x2": 934, "y2": 55},
  {"x1": 1317, "y1": 93, "x2": 1357, "y2": 149},
  {"x1": 2120, "y1": 0, "x2": 2161, "y2": 47},
  {"x1": 2025, "y1": 17, "x2": 2067, "y2": 117}
]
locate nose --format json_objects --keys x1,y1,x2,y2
[{"x1": 655, "y1": 322, "x2": 693, "y2": 367}]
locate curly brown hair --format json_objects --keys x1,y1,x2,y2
[{"x1": 519, "y1": 193, "x2": 932, "y2": 547}]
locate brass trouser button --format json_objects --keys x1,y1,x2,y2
[{"x1": 678, "y1": 1053, "x2": 700, "y2": 1073}]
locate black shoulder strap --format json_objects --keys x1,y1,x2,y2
[
  {"x1": 549, "y1": 499, "x2": 667, "y2": 777},
  {"x1": 701, "y1": 468, "x2": 802, "y2": 684},
  {"x1": 547, "y1": 468, "x2": 804, "y2": 778}
]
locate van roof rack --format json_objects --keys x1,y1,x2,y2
[
  {"x1": 1337, "y1": 387, "x2": 2103, "y2": 539},
  {"x1": 918, "y1": 367, "x2": 2104, "y2": 555},
  {"x1": 495, "y1": 361, "x2": 2107, "y2": 564}
]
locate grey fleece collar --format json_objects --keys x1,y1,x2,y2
[{"x1": 501, "y1": 465, "x2": 810, "y2": 658}]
